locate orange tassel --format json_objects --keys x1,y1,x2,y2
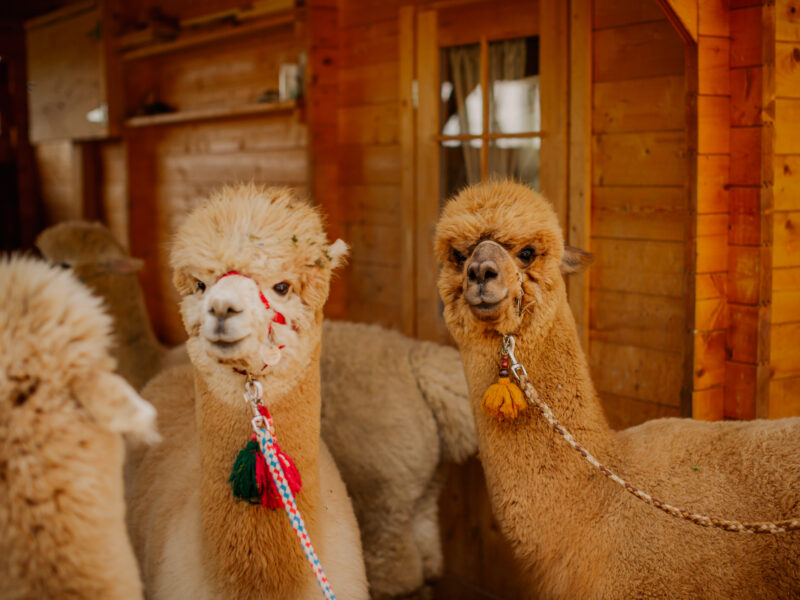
[{"x1": 482, "y1": 353, "x2": 526, "y2": 421}]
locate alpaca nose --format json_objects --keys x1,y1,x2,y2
[
  {"x1": 468, "y1": 259, "x2": 499, "y2": 284},
  {"x1": 208, "y1": 295, "x2": 243, "y2": 321}
]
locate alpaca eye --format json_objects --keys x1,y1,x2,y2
[
  {"x1": 60, "y1": 262, "x2": 71, "y2": 270},
  {"x1": 273, "y1": 282, "x2": 290, "y2": 295},
  {"x1": 517, "y1": 247, "x2": 535, "y2": 263},
  {"x1": 196, "y1": 280, "x2": 206, "y2": 292},
  {"x1": 451, "y1": 248, "x2": 466, "y2": 266}
]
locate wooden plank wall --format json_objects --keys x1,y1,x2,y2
[
  {"x1": 590, "y1": 0, "x2": 688, "y2": 429},
  {"x1": 770, "y1": 0, "x2": 800, "y2": 417},
  {"x1": 336, "y1": 0, "x2": 404, "y2": 329}
]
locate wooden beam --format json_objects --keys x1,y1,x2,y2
[
  {"x1": 568, "y1": 0, "x2": 591, "y2": 351},
  {"x1": 399, "y1": 5, "x2": 416, "y2": 336},
  {"x1": 656, "y1": 0, "x2": 698, "y2": 44}
]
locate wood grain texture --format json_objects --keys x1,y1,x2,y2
[{"x1": 593, "y1": 19, "x2": 685, "y2": 82}]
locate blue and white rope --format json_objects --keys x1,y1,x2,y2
[{"x1": 251, "y1": 413, "x2": 337, "y2": 599}]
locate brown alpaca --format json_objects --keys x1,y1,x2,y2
[
  {"x1": 36, "y1": 222, "x2": 188, "y2": 391},
  {"x1": 126, "y1": 185, "x2": 368, "y2": 599},
  {"x1": 0, "y1": 255, "x2": 158, "y2": 599},
  {"x1": 434, "y1": 180, "x2": 800, "y2": 599}
]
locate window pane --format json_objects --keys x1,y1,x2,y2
[
  {"x1": 488, "y1": 37, "x2": 540, "y2": 135},
  {"x1": 440, "y1": 43, "x2": 482, "y2": 136},
  {"x1": 441, "y1": 140, "x2": 482, "y2": 202},
  {"x1": 489, "y1": 137, "x2": 540, "y2": 190}
]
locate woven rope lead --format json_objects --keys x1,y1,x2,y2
[{"x1": 504, "y1": 335, "x2": 800, "y2": 534}]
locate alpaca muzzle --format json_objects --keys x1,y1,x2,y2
[{"x1": 464, "y1": 241, "x2": 511, "y2": 319}]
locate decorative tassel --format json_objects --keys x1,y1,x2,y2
[
  {"x1": 229, "y1": 406, "x2": 302, "y2": 509},
  {"x1": 481, "y1": 353, "x2": 526, "y2": 422}
]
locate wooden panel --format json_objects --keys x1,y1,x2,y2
[
  {"x1": 568, "y1": 0, "x2": 592, "y2": 350},
  {"x1": 774, "y1": 211, "x2": 800, "y2": 269},
  {"x1": 728, "y1": 245, "x2": 760, "y2": 304},
  {"x1": 599, "y1": 393, "x2": 681, "y2": 431},
  {"x1": 593, "y1": 131, "x2": 687, "y2": 186},
  {"x1": 590, "y1": 239, "x2": 684, "y2": 296},
  {"x1": 346, "y1": 222, "x2": 401, "y2": 268},
  {"x1": 337, "y1": 103, "x2": 398, "y2": 145},
  {"x1": 590, "y1": 341, "x2": 683, "y2": 406},
  {"x1": 698, "y1": 36, "x2": 730, "y2": 96},
  {"x1": 729, "y1": 127, "x2": 762, "y2": 186},
  {"x1": 34, "y1": 140, "x2": 79, "y2": 224},
  {"x1": 698, "y1": 0, "x2": 730, "y2": 37},
  {"x1": 26, "y1": 3, "x2": 108, "y2": 142},
  {"x1": 592, "y1": 75, "x2": 685, "y2": 133},
  {"x1": 592, "y1": 186, "x2": 685, "y2": 242},
  {"x1": 769, "y1": 377, "x2": 800, "y2": 418},
  {"x1": 777, "y1": 0, "x2": 800, "y2": 42},
  {"x1": 698, "y1": 95, "x2": 730, "y2": 154},
  {"x1": 728, "y1": 305, "x2": 759, "y2": 364},
  {"x1": 725, "y1": 362, "x2": 757, "y2": 420},
  {"x1": 730, "y1": 6, "x2": 762, "y2": 68},
  {"x1": 338, "y1": 144, "x2": 401, "y2": 185},
  {"x1": 693, "y1": 330, "x2": 726, "y2": 389},
  {"x1": 775, "y1": 98, "x2": 800, "y2": 154},
  {"x1": 692, "y1": 387, "x2": 724, "y2": 421},
  {"x1": 776, "y1": 43, "x2": 800, "y2": 98},
  {"x1": 773, "y1": 266, "x2": 800, "y2": 323},
  {"x1": 590, "y1": 291, "x2": 684, "y2": 352},
  {"x1": 341, "y1": 184, "x2": 400, "y2": 225},
  {"x1": 729, "y1": 187, "x2": 760, "y2": 246},
  {"x1": 339, "y1": 62, "x2": 399, "y2": 106},
  {"x1": 99, "y1": 141, "x2": 128, "y2": 250},
  {"x1": 593, "y1": 20, "x2": 685, "y2": 83},
  {"x1": 436, "y1": 0, "x2": 539, "y2": 47},
  {"x1": 775, "y1": 155, "x2": 800, "y2": 210},
  {"x1": 696, "y1": 215, "x2": 728, "y2": 273},
  {"x1": 697, "y1": 154, "x2": 729, "y2": 213},
  {"x1": 771, "y1": 322, "x2": 800, "y2": 379},
  {"x1": 339, "y1": 18, "x2": 399, "y2": 67},
  {"x1": 593, "y1": 0, "x2": 666, "y2": 30},
  {"x1": 731, "y1": 66, "x2": 763, "y2": 126}
]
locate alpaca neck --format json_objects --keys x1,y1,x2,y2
[
  {"x1": 194, "y1": 345, "x2": 322, "y2": 598},
  {"x1": 459, "y1": 299, "x2": 617, "y2": 563}
]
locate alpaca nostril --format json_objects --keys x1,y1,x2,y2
[
  {"x1": 468, "y1": 266, "x2": 478, "y2": 281},
  {"x1": 482, "y1": 266, "x2": 498, "y2": 281}
]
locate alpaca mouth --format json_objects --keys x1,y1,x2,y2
[
  {"x1": 469, "y1": 300, "x2": 506, "y2": 320},
  {"x1": 207, "y1": 335, "x2": 250, "y2": 353}
]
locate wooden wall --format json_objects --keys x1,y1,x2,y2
[
  {"x1": 336, "y1": 0, "x2": 404, "y2": 329},
  {"x1": 590, "y1": 0, "x2": 688, "y2": 429},
  {"x1": 770, "y1": 0, "x2": 800, "y2": 417}
]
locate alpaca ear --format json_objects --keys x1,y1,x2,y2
[
  {"x1": 98, "y1": 256, "x2": 145, "y2": 274},
  {"x1": 328, "y1": 239, "x2": 349, "y2": 270},
  {"x1": 73, "y1": 372, "x2": 161, "y2": 444},
  {"x1": 561, "y1": 245, "x2": 594, "y2": 275}
]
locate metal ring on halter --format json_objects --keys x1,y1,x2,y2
[
  {"x1": 245, "y1": 379, "x2": 263, "y2": 403},
  {"x1": 503, "y1": 334, "x2": 528, "y2": 381}
]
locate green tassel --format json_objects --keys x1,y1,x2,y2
[{"x1": 228, "y1": 440, "x2": 261, "y2": 504}]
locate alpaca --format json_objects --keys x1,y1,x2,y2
[
  {"x1": 0, "y1": 255, "x2": 158, "y2": 599},
  {"x1": 434, "y1": 180, "x2": 800, "y2": 599},
  {"x1": 38, "y1": 220, "x2": 477, "y2": 598},
  {"x1": 36, "y1": 221, "x2": 188, "y2": 390},
  {"x1": 126, "y1": 184, "x2": 369, "y2": 599},
  {"x1": 321, "y1": 319, "x2": 476, "y2": 598}
]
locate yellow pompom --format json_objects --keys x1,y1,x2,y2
[{"x1": 481, "y1": 377, "x2": 527, "y2": 421}]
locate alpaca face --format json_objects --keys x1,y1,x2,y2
[
  {"x1": 171, "y1": 185, "x2": 348, "y2": 396},
  {"x1": 434, "y1": 180, "x2": 591, "y2": 343}
]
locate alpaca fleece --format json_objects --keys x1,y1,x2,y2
[
  {"x1": 321, "y1": 320, "x2": 476, "y2": 598},
  {"x1": 0, "y1": 255, "x2": 157, "y2": 599},
  {"x1": 126, "y1": 184, "x2": 368, "y2": 600},
  {"x1": 434, "y1": 180, "x2": 800, "y2": 599},
  {"x1": 36, "y1": 221, "x2": 188, "y2": 391}
]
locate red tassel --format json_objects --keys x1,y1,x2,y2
[{"x1": 254, "y1": 406, "x2": 302, "y2": 509}]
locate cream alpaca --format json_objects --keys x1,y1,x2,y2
[
  {"x1": 434, "y1": 180, "x2": 800, "y2": 599},
  {"x1": 0, "y1": 255, "x2": 158, "y2": 599},
  {"x1": 127, "y1": 184, "x2": 368, "y2": 599},
  {"x1": 36, "y1": 221, "x2": 187, "y2": 391}
]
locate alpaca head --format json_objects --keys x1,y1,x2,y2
[
  {"x1": 35, "y1": 221, "x2": 143, "y2": 276},
  {"x1": 171, "y1": 184, "x2": 348, "y2": 395},
  {"x1": 434, "y1": 180, "x2": 592, "y2": 344},
  {"x1": 0, "y1": 255, "x2": 158, "y2": 442}
]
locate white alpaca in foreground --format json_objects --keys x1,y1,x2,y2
[
  {"x1": 0, "y1": 255, "x2": 158, "y2": 599},
  {"x1": 127, "y1": 184, "x2": 369, "y2": 599}
]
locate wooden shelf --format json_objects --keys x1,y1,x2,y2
[
  {"x1": 120, "y1": 9, "x2": 300, "y2": 61},
  {"x1": 124, "y1": 100, "x2": 300, "y2": 128}
]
